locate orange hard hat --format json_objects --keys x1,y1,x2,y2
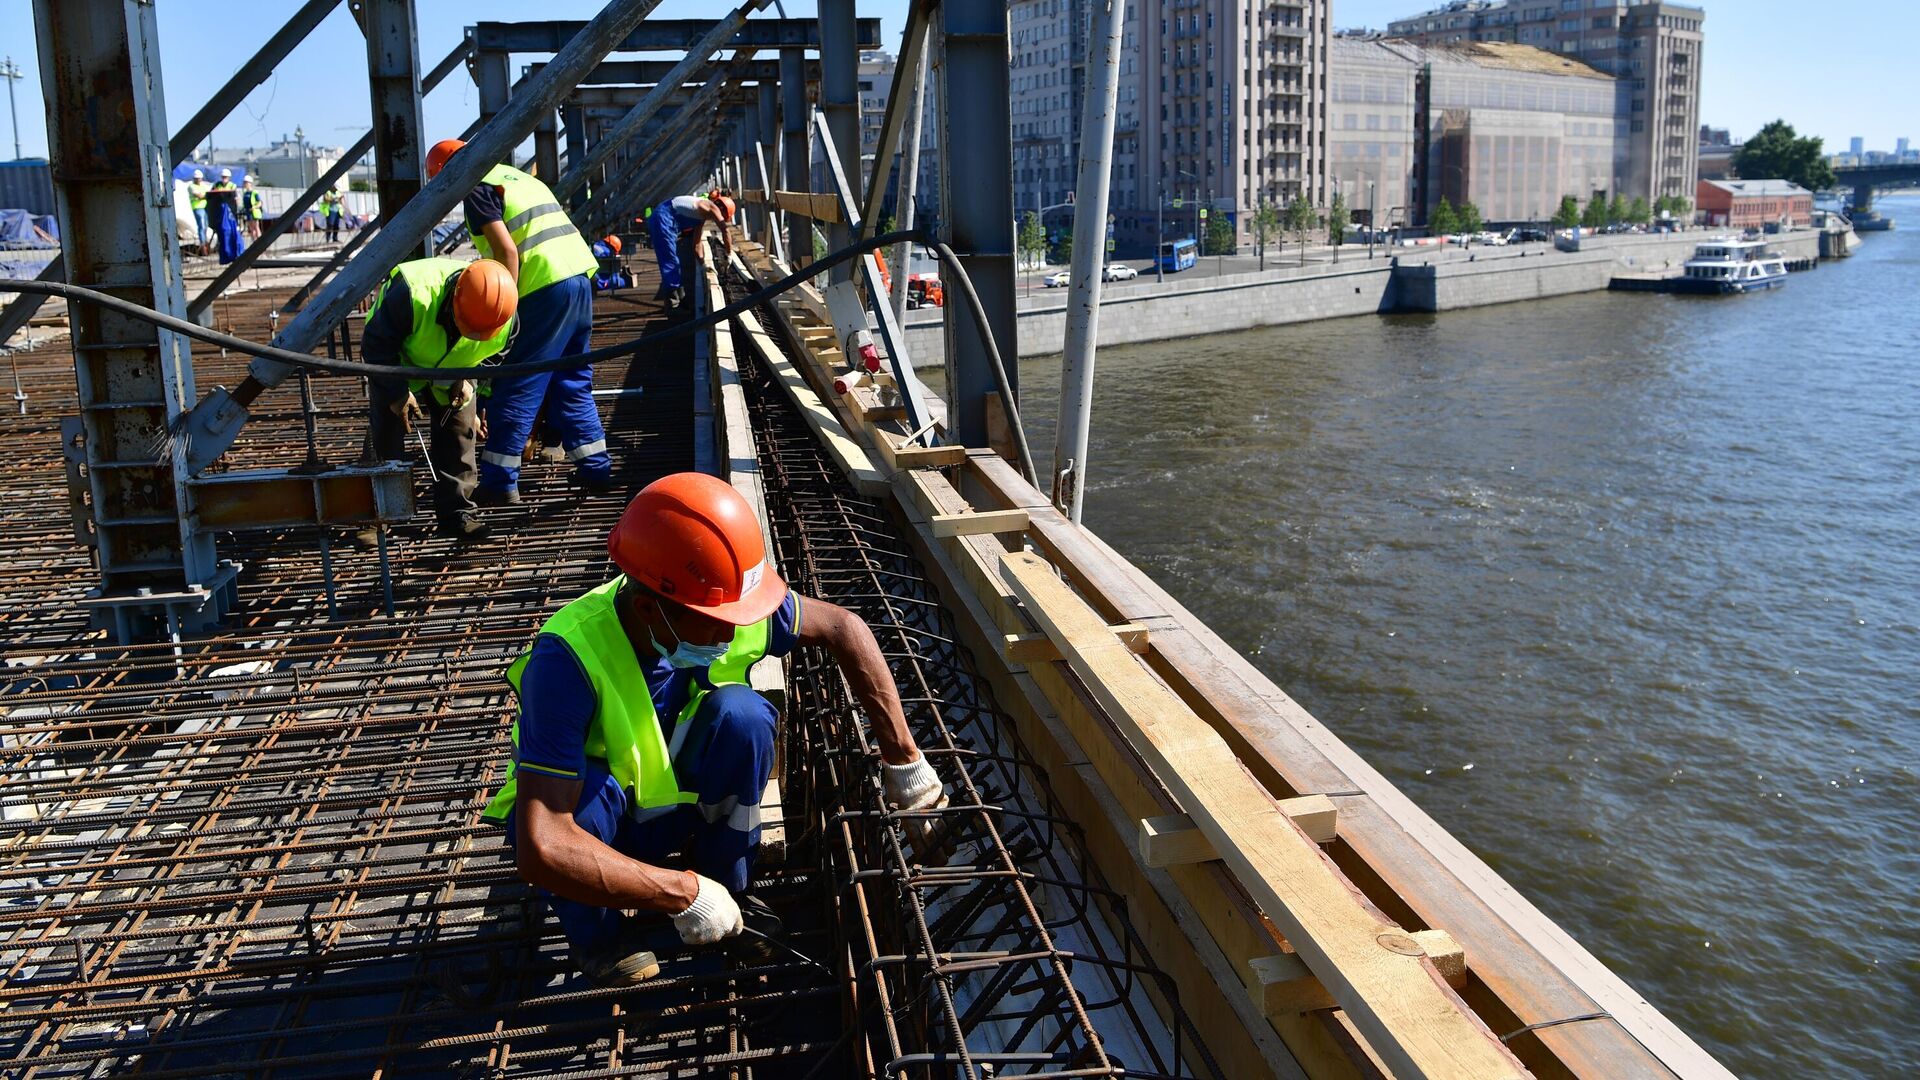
[
  {"x1": 451, "y1": 260, "x2": 517, "y2": 338},
  {"x1": 426, "y1": 138, "x2": 466, "y2": 179},
  {"x1": 712, "y1": 195, "x2": 736, "y2": 223},
  {"x1": 609, "y1": 472, "x2": 786, "y2": 625},
  {"x1": 603, "y1": 234, "x2": 623, "y2": 254}
]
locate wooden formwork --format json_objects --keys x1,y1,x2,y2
[{"x1": 722, "y1": 235, "x2": 1738, "y2": 1080}]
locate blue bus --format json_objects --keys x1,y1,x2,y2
[{"x1": 1158, "y1": 237, "x2": 1198, "y2": 272}]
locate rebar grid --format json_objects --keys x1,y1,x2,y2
[
  {"x1": 0, "y1": 272, "x2": 847, "y2": 1077},
  {"x1": 735, "y1": 301, "x2": 1219, "y2": 1080}
]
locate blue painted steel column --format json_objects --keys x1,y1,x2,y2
[{"x1": 780, "y1": 48, "x2": 810, "y2": 265}]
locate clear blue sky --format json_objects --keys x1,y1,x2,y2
[{"x1": 0, "y1": 1, "x2": 1913, "y2": 162}]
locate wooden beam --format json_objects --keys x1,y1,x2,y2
[
  {"x1": 1141, "y1": 794, "x2": 1339, "y2": 867},
  {"x1": 929, "y1": 508, "x2": 1030, "y2": 538},
  {"x1": 872, "y1": 432, "x2": 968, "y2": 472},
  {"x1": 769, "y1": 189, "x2": 845, "y2": 223},
  {"x1": 1249, "y1": 930, "x2": 1467, "y2": 1017},
  {"x1": 998, "y1": 550, "x2": 1528, "y2": 1080},
  {"x1": 1004, "y1": 622, "x2": 1150, "y2": 664}
]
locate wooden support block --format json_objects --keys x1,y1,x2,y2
[
  {"x1": 872, "y1": 432, "x2": 968, "y2": 473},
  {"x1": 929, "y1": 508, "x2": 1030, "y2": 538},
  {"x1": 998, "y1": 550, "x2": 1528, "y2": 1080},
  {"x1": 1248, "y1": 929, "x2": 1469, "y2": 1017},
  {"x1": 758, "y1": 775, "x2": 787, "y2": 865},
  {"x1": 1141, "y1": 794, "x2": 1339, "y2": 868},
  {"x1": 1004, "y1": 622, "x2": 1151, "y2": 664}
]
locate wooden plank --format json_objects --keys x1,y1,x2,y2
[
  {"x1": 1250, "y1": 931, "x2": 1463, "y2": 1018},
  {"x1": 769, "y1": 189, "x2": 845, "y2": 223},
  {"x1": 998, "y1": 550, "x2": 1528, "y2": 1080},
  {"x1": 929, "y1": 508, "x2": 1029, "y2": 538},
  {"x1": 729, "y1": 297, "x2": 887, "y2": 495},
  {"x1": 1003, "y1": 623, "x2": 1149, "y2": 664},
  {"x1": 871, "y1": 432, "x2": 968, "y2": 473},
  {"x1": 1141, "y1": 794, "x2": 1339, "y2": 867}
]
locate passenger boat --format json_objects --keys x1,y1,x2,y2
[{"x1": 1675, "y1": 237, "x2": 1789, "y2": 293}]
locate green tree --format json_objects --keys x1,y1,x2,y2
[
  {"x1": 1580, "y1": 195, "x2": 1607, "y2": 231},
  {"x1": 1458, "y1": 201, "x2": 1483, "y2": 235},
  {"x1": 1204, "y1": 211, "x2": 1235, "y2": 256},
  {"x1": 1731, "y1": 119, "x2": 1838, "y2": 191},
  {"x1": 1607, "y1": 193, "x2": 1630, "y2": 226},
  {"x1": 1551, "y1": 195, "x2": 1581, "y2": 230},
  {"x1": 1628, "y1": 196, "x2": 1651, "y2": 225},
  {"x1": 1018, "y1": 211, "x2": 1047, "y2": 271},
  {"x1": 1429, "y1": 196, "x2": 1459, "y2": 237},
  {"x1": 1251, "y1": 199, "x2": 1282, "y2": 270},
  {"x1": 1285, "y1": 195, "x2": 1317, "y2": 266},
  {"x1": 1326, "y1": 192, "x2": 1350, "y2": 261}
]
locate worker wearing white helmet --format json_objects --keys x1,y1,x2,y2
[{"x1": 187, "y1": 168, "x2": 210, "y2": 249}]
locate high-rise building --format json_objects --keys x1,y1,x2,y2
[
  {"x1": 1848, "y1": 136, "x2": 1864, "y2": 158},
  {"x1": 1009, "y1": 0, "x2": 1142, "y2": 248},
  {"x1": 1898, "y1": 136, "x2": 1911, "y2": 158},
  {"x1": 1140, "y1": 0, "x2": 1333, "y2": 250},
  {"x1": 857, "y1": 50, "x2": 896, "y2": 180},
  {"x1": 1384, "y1": 0, "x2": 1703, "y2": 204}
]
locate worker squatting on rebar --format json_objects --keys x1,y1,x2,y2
[
  {"x1": 648, "y1": 190, "x2": 735, "y2": 311},
  {"x1": 482, "y1": 472, "x2": 949, "y2": 985},
  {"x1": 426, "y1": 137, "x2": 615, "y2": 503},
  {"x1": 355, "y1": 257, "x2": 519, "y2": 545}
]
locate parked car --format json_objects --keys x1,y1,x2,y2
[
  {"x1": 1507, "y1": 227, "x2": 1550, "y2": 243},
  {"x1": 1042, "y1": 270, "x2": 1072, "y2": 288},
  {"x1": 1473, "y1": 231, "x2": 1509, "y2": 246},
  {"x1": 1102, "y1": 263, "x2": 1139, "y2": 281}
]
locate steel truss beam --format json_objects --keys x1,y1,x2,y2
[
  {"x1": 355, "y1": 0, "x2": 431, "y2": 259},
  {"x1": 471, "y1": 18, "x2": 879, "y2": 52},
  {"x1": 529, "y1": 57, "x2": 817, "y2": 85}
]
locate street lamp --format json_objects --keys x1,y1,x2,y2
[{"x1": 0, "y1": 57, "x2": 23, "y2": 161}]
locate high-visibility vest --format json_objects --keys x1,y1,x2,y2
[
  {"x1": 470, "y1": 164, "x2": 597, "y2": 296},
  {"x1": 482, "y1": 576, "x2": 771, "y2": 823},
  {"x1": 243, "y1": 190, "x2": 263, "y2": 220},
  {"x1": 188, "y1": 181, "x2": 208, "y2": 210},
  {"x1": 369, "y1": 257, "x2": 516, "y2": 405}
]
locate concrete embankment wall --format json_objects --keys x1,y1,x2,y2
[
  {"x1": 902, "y1": 229, "x2": 1827, "y2": 362},
  {"x1": 903, "y1": 260, "x2": 1395, "y2": 364}
]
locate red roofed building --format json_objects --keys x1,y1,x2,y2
[{"x1": 1696, "y1": 179, "x2": 1812, "y2": 229}]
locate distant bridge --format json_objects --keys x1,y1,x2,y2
[{"x1": 1833, "y1": 163, "x2": 1920, "y2": 211}]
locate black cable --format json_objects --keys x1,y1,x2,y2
[
  {"x1": 927, "y1": 241, "x2": 1037, "y2": 485},
  {"x1": 0, "y1": 230, "x2": 925, "y2": 384}
]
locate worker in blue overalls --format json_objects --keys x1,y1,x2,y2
[
  {"x1": 647, "y1": 191, "x2": 734, "y2": 310},
  {"x1": 426, "y1": 138, "x2": 613, "y2": 502},
  {"x1": 484, "y1": 473, "x2": 948, "y2": 985}
]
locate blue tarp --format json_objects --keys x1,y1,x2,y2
[
  {"x1": 0, "y1": 208, "x2": 59, "y2": 248},
  {"x1": 173, "y1": 163, "x2": 250, "y2": 184}
]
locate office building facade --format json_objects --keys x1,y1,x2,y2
[{"x1": 1385, "y1": 0, "x2": 1703, "y2": 204}]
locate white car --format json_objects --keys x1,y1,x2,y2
[
  {"x1": 1042, "y1": 270, "x2": 1072, "y2": 288},
  {"x1": 1102, "y1": 263, "x2": 1139, "y2": 281}
]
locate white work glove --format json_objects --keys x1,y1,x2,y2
[
  {"x1": 883, "y1": 756, "x2": 945, "y2": 811},
  {"x1": 672, "y1": 872, "x2": 743, "y2": 945},
  {"x1": 448, "y1": 379, "x2": 475, "y2": 410}
]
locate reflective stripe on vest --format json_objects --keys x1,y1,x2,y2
[
  {"x1": 482, "y1": 576, "x2": 772, "y2": 822},
  {"x1": 471, "y1": 165, "x2": 598, "y2": 296},
  {"x1": 369, "y1": 257, "x2": 516, "y2": 405}
]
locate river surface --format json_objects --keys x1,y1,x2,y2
[{"x1": 969, "y1": 197, "x2": 1919, "y2": 1077}]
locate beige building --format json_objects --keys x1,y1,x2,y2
[
  {"x1": 1385, "y1": 0, "x2": 1703, "y2": 204},
  {"x1": 1010, "y1": 0, "x2": 1143, "y2": 251},
  {"x1": 1327, "y1": 36, "x2": 1418, "y2": 229}
]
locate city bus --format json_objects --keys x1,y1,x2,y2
[{"x1": 1158, "y1": 237, "x2": 1198, "y2": 273}]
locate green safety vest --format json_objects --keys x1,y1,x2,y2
[
  {"x1": 482, "y1": 576, "x2": 771, "y2": 822},
  {"x1": 470, "y1": 164, "x2": 598, "y2": 296},
  {"x1": 188, "y1": 181, "x2": 208, "y2": 210},
  {"x1": 244, "y1": 190, "x2": 263, "y2": 219},
  {"x1": 369, "y1": 257, "x2": 516, "y2": 405}
]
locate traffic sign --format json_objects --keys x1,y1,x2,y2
[{"x1": 1171, "y1": 197, "x2": 1184, "y2": 209}]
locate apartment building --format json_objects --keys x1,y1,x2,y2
[
  {"x1": 1139, "y1": 0, "x2": 1333, "y2": 251},
  {"x1": 1009, "y1": 0, "x2": 1143, "y2": 250},
  {"x1": 1385, "y1": 0, "x2": 1703, "y2": 204},
  {"x1": 858, "y1": 50, "x2": 896, "y2": 178},
  {"x1": 1327, "y1": 36, "x2": 1418, "y2": 228}
]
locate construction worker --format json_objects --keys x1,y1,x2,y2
[
  {"x1": 647, "y1": 191, "x2": 735, "y2": 310},
  {"x1": 590, "y1": 235, "x2": 629, "y2": 292},
  {"x1": 241, "y1": 176, "x2": 264, "y2": 243},
  {"x1": 485, "y1": 473, "x2": 947, "y2": 985},
  {"x1": 320, "y1": 187, "x2": 344, "y2": 242},
  {"x1": 426, "y1": 137, "x2": 612, "y2": 502},
  {"x1": 206, "y1": 168, "x2": 242, "y2": 263},
  {"x1": 357, "y1": 257, "x2": 519, "y2": 543},
  {"x1": 187, "y1": 168, "x2": 210, "y2": 250}
]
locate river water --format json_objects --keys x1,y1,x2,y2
[{"x1": 984, "y1": 196, "x2": 1919, "y2": 1077}]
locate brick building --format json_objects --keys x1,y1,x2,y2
[{"x1": 1695, "y1": 178, "x2": 1811, "y2": 229}]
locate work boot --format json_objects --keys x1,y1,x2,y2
[
  {"x1": 579, "y1": 925, "x2": 663, "y2": 987},
  {"x1": 578, "y1": 471, "x2": 617, "y2": 497},
  {"x1": 437, "y1": 514, "x2": 492, "y2": 542},
  {"x1": 474, "y1": 485, "x2": 521, "y2": 508},
  {"x1": 351, "y1": 526, "x2": 382, "y2": 551},
  {"x1": 724, "y1": 893, "x2": 784, "y2": 967}
]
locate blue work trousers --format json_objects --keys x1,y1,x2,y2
[
  {"x1": 649, "y1": 201, "x2": 691, "y2": 291},
  {"x1": 477, "y1": 274, "x2": 610, "y2": 492},
  {"x1": 507, "y1": 684, "x2": 778, "y2": 959}
]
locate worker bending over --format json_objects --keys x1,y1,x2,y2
[
  {"x1": 426, "y1": 138, "x2": 612, "y2": 503},
  {"x1": 358, "y1": 257, "x2": 518, "y2": 543},
  {"x1": 647, "y1": 191, "x2": 735, "y2": 310},
  {"x1": 485, "y1": 473, "x2": 947, "y2": 984}
]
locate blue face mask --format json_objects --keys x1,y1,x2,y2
[{"x1": 651, "y1": 606, "x2": 730, "y2": 670}]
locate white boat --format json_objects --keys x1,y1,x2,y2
[{"x1": 1676, "y1": 237, "x2": 1789, "y2": 294}]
